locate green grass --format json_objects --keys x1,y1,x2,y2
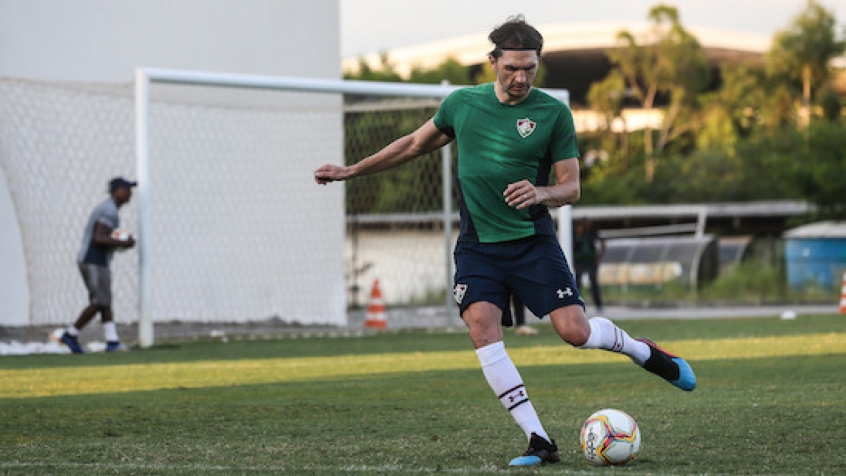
[{"x1": 2, "y1": 315, "x2": 845, "y2": 475}]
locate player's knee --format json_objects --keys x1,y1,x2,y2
[
  {"x1": 95, "y1": 305, "x2": 112, "y2": 316},
  {"x1": 563, "y1": 326, "x2": 590, "y2": 347},
  {"x1": 550, "y1": 307, "x2": 590, "y2": 346}
]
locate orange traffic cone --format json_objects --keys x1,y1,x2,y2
[
  {"x1": 365, "y1": 279, "x2": 387, "y2": 329},
  {"x1": 840, "y1": 271, "x2": 846, "y2": 315}
]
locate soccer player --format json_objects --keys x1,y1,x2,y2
[
  {"x1": 60, "y1": 177, "x2": 136, "y2": 354},
  {"x1": 573, "y1": 217, "x2": 605, "y2": 312},
  {"x1": 502, "y1": 294, "x2": 538, "y2": 335},
  {"x1": 314, "y1": 15, "x2": 696, "y2": 467}
]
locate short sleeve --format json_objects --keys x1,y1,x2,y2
[
  {"x1": 96, "y1": 206, "x2": 119, "y2": 230},
  {"x1": 433, "y1": 91, "x2": 458, "y2": 138},
  {"x1": 549, "y1": 105, "x2": 579, "y2": 162}
]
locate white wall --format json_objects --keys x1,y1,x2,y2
[
  {"x1": 0, "y1": 167, "x2": 29, "y2": 326},
  {"x1": 0, "y1": 0, "x2": 340, "y2": 82}
]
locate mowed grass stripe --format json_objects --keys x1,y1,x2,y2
[{"x1": 2, "y1": 333, "x2": 843, "y2": 399}]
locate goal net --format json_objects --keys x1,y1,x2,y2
[
  {"x1": 1, "y1": 71, "x2": 570, "y2": 346},
  {"x1": 0, "y1": 72, "x2": 459, "y2": 344}
]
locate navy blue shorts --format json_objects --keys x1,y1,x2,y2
[{"x1": 452, "y1": 234, "x2": 584, "y2": 321}]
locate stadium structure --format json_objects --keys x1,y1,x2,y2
[{"x1": 345, "y1": 22, "x2": 773, "y2": 131}]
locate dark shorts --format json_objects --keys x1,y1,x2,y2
[
  {"x1": 452, "y1": 234, "x2": 584, "y2": 321},
  {"x1": 78, "y1": 262, "x2": 112, "y2": 308}
]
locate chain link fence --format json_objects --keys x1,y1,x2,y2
[{"x1": 344, "y1": 97, "x2": 456, "y2": 308}]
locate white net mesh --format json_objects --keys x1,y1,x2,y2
[
  {"x1": 343, "y1": 99, "x2": 453, "y2": 308},
  {"x1": 146, "y1": 99, "x2": 345, "y2": 324},
  {"x1": 0, "y1": 76, "x2": 454, "y2": 331},
  {"x1": 0, "y1": 78, "x2": 138, "y2": 327},
  {"x1": 0, "y1": 77, "x2": 347, "y2": 328}
]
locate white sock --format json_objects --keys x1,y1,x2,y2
[
  {"x1": 103, "y1": 322, "x2": 119, "y2": 343},
  {"x1": 65, "y1": 326, "x2": 79, "y2": 337},
  {"x1": 578, "y1": 317, "x2": 651, "y2": 365},
  {"x1": 476, "y1": 341, "x2": 549, "y2": 441}
]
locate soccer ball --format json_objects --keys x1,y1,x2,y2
[{"x1": 580, "y1": 408, "x2": 641, "y2": 466}]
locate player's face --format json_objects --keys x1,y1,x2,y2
[
  {"x1": 489, "y1": 50, "x2": 539, "y2": 103},
  {"x1": 113, "y1": 187, "x2": 133, "y2": 206}
]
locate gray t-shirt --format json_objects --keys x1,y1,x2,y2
[{"x1": 77, "y1": 198, "x2": 119, "y2": 266}]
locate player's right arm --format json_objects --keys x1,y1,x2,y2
[{"x1": 314, "y1": 119, "x2": 451, "y2": 185}]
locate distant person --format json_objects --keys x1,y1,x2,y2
[
  {"x1": 60, "y1": 177, "x2": 136, "y2": 354},
  {"x1": 573, "y1": 217, "x2": 605, "y2": 312},
  {"x1": 502, "y1": 294, "x2": 538, "y2": 335},
  {"x1": 313, "y1": 15, "x2": 695, "y2": 467}
]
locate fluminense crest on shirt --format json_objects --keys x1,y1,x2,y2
[{"x1": 516, "y1": 118, "x2": 536, "y2": 138}]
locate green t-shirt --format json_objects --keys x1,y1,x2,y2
[{"x1": 433, "y1": 83, "x2": 579, "y2": 243}]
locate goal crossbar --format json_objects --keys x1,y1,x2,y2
[{"x1": 135, "y1": 68, "x2": 570, "y2": 348}]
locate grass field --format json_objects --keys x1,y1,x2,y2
[{"x1": 1, "y1": 314, "x2": 845, "y2": 475}]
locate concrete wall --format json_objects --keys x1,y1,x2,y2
[
  {"x1": 0, "y1": 167, "x2": 28, "y2": 326},
  {"x1": 0, "y1": 0, "x2": 340, "y2": 82}
]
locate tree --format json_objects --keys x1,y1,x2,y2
[
  {"x1": 697, "y1": 62, "x2": 795, "y2": 153},
  {"x1": 408, "y1": 57, "x2": 472, "y2": 85},
  {"x1": 766, "y1": 0, "x2": 845, "y2": 128},
  {"x1": 587, "y1": 70, "x2": 629, "y2": 171},
  {"x1": 343, "y1": 53, "x2": 404, "y2": 82},
  {"x1": 607, "y1": 4, "x2": 711, "y2": 181}
]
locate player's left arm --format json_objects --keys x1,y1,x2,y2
[
  {"x1": 538, "y1": 158, "x2": 581, "y2": 207},
  {"x1": 505, "y1": 158, "x2": 580, "y2": 209}
]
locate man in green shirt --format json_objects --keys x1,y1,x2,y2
[{"x1": 314, "y1": 15, "x2": 695, "y2": 467}]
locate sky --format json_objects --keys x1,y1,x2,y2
[{"x1": 340, "y1": 0, "x2": 846, "y2": 58}]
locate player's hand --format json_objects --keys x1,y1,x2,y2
[
  {"x1": 314, "y1": 164, "x2": 350, "y2": 185},
  {"x1": 123, "y1": 237, "x2": 136, "y2": 248},
  {"x1": 504, "y1": 180, "x2": 537, "y2": 209}
]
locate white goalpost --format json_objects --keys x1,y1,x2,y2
[
  {"x1": 0, "y1": 70, "x2": 570, "y2": 348},
  {"x1": 134, "y1": 69, "x2": 468, "y2": 348},
  {"x1": 135, "y1": 69, "x2": 572, "y2": 348}
]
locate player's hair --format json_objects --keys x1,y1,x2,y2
[{"x1": 488, "y1": 14, "x2": 543, "y2": 58}]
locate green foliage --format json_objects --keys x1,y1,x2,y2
[
  {"x1": 601, "y1": 256, "x2": 839, "y2": 305},
  {"x1": 608, "y1": 3, "x2": 711, "y2": 178},
  {"x1": 582, "y1": 116, "x2": 846, "y2": 212},
  {"x1": 341, "y1": 4, "x2": 846, "y2": 212},
  {"x1": 582, "y1": 2, "x2": 845, "y2": 205},
  {"x1": 408, "y1": 57, "x2": 472, "y2": 85},
  {"x1": 344, "y1": 106, "x2": 447, "y2": 214},
  {"x1": 700, "y1": 259, "x2": 787, "y2": 302},
  {"x1": 700, "y1": 62, "x2": 797, "y2": 141},
  {"x1": 794, "y1": 121, "x2": 846, "y2": 216},
  {"x1": 767, "y1": 0, "x2": 845, "y2": 91},
  {"x1": 587, "y1": 70, "x2": 626, "y2": 129},
  {"x1": 344, "y1": 53, "x2": 404, "y2": 82}
]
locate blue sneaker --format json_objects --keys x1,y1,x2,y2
[
  {"x1": 105, "y1": 341, "x2": 121, "y2": 352},
  {"x1": 509, "y1": 433, "x2": 560, "y2": 467},
  {"x1": 637, "y1": 338, "x2": 696, "y2": 391},
  {"x1": 60, "y1": 332, "x2": 85, "y2": 354}
]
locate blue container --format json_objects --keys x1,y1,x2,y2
[{"x1": 785, "y1": 236, "x2": 846, "y2": 289}]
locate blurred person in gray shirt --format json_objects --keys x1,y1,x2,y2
[{"x1": 60, "y1": 177, "x2": 136, "y2": 353}]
